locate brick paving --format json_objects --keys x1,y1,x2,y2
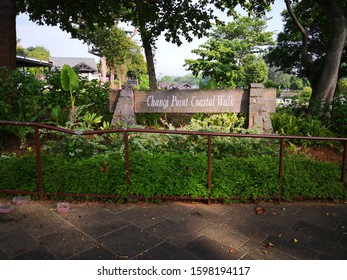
[{"x1": 0, "y1": 199, "x2": 346, "y2": 260}]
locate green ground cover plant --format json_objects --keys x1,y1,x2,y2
[{"x1": 0, "y1": 134, "x2": 344, "y2": 201}]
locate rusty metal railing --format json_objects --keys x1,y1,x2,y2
[{"x1": 0, "y1": 120, "x2": 346, "y2": 203}]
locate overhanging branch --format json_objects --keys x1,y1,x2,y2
[{"x1": 284, "y1": 0, "x2": 312, "y2": 66}]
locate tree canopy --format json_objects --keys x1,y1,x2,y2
[
  {"x1": 185, "y1": 15, "x2": 274, "y2": 88},
  {"x1": 1, "y1": 1, "x2": 274, "y2": 82},
  {"x1": 267, "y1": 1, "x2": 347, "y2": 81},
  {"x1": 75, "y1": 23, "x2": 146, "y2": 88},
  {"x1": 25, "y1": 46, "x2": 50, "y2": 61},
  {"x1": 266, "y1": 0, "x2": 347, "y2": 114}
]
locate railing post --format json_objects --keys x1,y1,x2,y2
[
  {"x1": 34, "y1": 126, "x2": 44, "y2": 200},
  {"x1": 207, "y1": 135, "x2": 212, "y2": 205},
  {"x1": 124, "y1": 130, "x2": 131, "y2": 199},
  {"x1": 279, "y1": 138, "x2": 285, "y2": 202},
  {"x1": 342, "y1": 140, "x2": 347, "y2": 195}
]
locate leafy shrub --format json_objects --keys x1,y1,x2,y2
[
  {"x1": 41, "y1": 153, "x2": 127, "y2": 196},
  {"x1": 0, "y1": 70, "x2": 46, "y2": 147},
  {"x1": 125, "y1": 130, "x2": 278, "y2": 159},
  {"x1": 0, "y1": 69, "x2": 45, "y2": 121},
  {"x1": 0, "y1": 151, "x2": 344, "y2": 201},
  {"x1": 136, "y1": 113, "x2": 161, "y2": 128},
  {"x1": 211, "y1": 156, "x2": 279, "y2": 200},
  {"x1": 329, "y1": 87, "x2": 347, "y2": 137},
  {"x1": 0, "y1": 154, "x2": 38, "y2": 191},
  {"x1": 292, "y1": 87, "x2": 311, "y2": 106},
  {"x1": 271, "y1": 113, "x2": 335, "y2": 146},
  {"x1": 42, "y1": 131, "x2": 123, "y2": 158},
  {"x1": 129, "y1": 152, "x2": 208, "y2": 197},
  {"x1": 283, "y1": 155, "x2": 342, "y2": 200},
  {"x1": 0, "y1": 70, "x2": 112, "y2": 144},
  {"x1": 187, "y1": 113, "x2": 246, "y2": 133},
  {"x1": 77, "y1": 79, "x2": 111, "y2": 120}
]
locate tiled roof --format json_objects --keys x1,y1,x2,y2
[{"x1": 50, "y1": 57, "x2": 98, "y2": 73}]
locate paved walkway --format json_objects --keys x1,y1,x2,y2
[{"x1": 0, "y1": 199, "x2": 346, "y2": 260}]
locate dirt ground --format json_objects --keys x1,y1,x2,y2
[{"x1": 296, "y1": 146, "x2": 343, "y2": 163}]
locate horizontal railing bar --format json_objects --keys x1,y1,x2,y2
[{"x1": 1, "y1": 120, "x2": 346, "y2": 142}]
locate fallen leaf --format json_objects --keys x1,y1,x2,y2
[
  {"x1": 229, "y1": 248, "x2": 236, "y2": 253},
  {"x1": 116, "y1": 255, "x2": 129, "y2": 260},
  {"x1": 262, "y1": 250, "x2": 268, "y2": 254},
  {"x1": 262, "y1": 242, "x2": 275, "y2": 248},
  {"x1": 255, "y1": 207, "x2": 266, "y2": 215},
  {"x1": 270, "y1": 211, "x2": 277, "y2": 215}
]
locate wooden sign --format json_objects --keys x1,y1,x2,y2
[
  {"x1": 111, "y1": 85, "x2": 276, "y2": 133},
  {"x1": 134, "y1": 89, "x2": 276, "y2": 113},
  {"x1": 134, "y1": 89, "x2": 248, "y2": 113}
]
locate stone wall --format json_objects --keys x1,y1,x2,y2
[
  {"x1": 110, "y1": 84, "x2": 275, "y2": 133},
  {"x1": 111, "y1": 87, "x2": 136, "y2": 127},
  {"x1": 248, "y1": 83, "x2": 273, "y2": 133}
]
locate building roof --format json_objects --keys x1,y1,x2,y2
[
  {"x1": 16, "y1": 56, "x2": 53, "y2": 68},
  {"x1": 50, "y1": 57, "x2": 98, "y2": 73},
  {"x1": 159, "y1": 83, "x2": 192, "y2": 90}
]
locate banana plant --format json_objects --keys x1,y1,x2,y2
[
  {"x1": 60, "y1": 64, "x2": 80, "y2": 127},
  {"x1": 60, "y1": 64, "x2": 79, "y2": 110}
]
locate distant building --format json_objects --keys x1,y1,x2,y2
[
  {"x1": 159, "y1": 83, "x2": 192, "y2": 90},
  {"x1": 50, "y1": 57, "x2": 99, "y2": 80},
  {"x1": 16, "y1": 55, "x2": 53, "y2": 68}
]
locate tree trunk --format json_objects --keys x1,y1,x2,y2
[
  {"x1": 135, "y1": 0, "x2": 158, "y2": 90},
  {"x1": 142, "y1": 39, "x2": 158, "y2": 90},
  {"x1": 116, "y1": 63, "x2": 129, "y2": 89},
  {"x1": 308, "y1": 0, "x2": 347, "y2": 114},
  {"x1": 109, "y1": 61, "x2": 115, "y2": 89},
  {"x1": 286, "y1": 0, "x2": 347, "y2": 115},
  {"x1": 309, "y1": 29, "x2": 347, "y2": 114},
  {"x1": 100, "y1": 56, "x2": 107, "y2": 85},
  {"x1": 0, "y1": 0, "x2": 16, "y2": 72}
]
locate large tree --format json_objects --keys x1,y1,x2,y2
[
  {"x1": 126, "y1": 0, "x2": 218, "y2": 89},
  {"x1": 2, "y1": 1, "x2": 274, "y2": 86},
  {"x1": 185, "y1": 16, "x2": 274, "y2": 88},
  {"x1": 266, "y1": 0, "x2": 347, "y2": 115},
  {"x1": 26, "y1": 46, "x2": 50, "y2": 60},
  {"x1": 75, "y1": 23, "x2": 145, "y2": 89},
  {"x1": 0, "y1": 0, "x2": 16, "y2": 72}
]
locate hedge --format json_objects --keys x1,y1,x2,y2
[{"x1": 0, "y1": 151, "x2": 345, "y2": 201}]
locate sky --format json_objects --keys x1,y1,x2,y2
[{"x1": 16, "y1": 1, "x2": 286, "y2": 77}]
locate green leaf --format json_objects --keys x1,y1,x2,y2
[
  {"x1": 60, "y1": 64, "x2": 70, "y2": 91},
  {"x1": 51, "y1": 105, "x2": 63, "y2": 120},
  {"x1": 60, "y1": 64, "x2": 79, "y2": 92}
]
